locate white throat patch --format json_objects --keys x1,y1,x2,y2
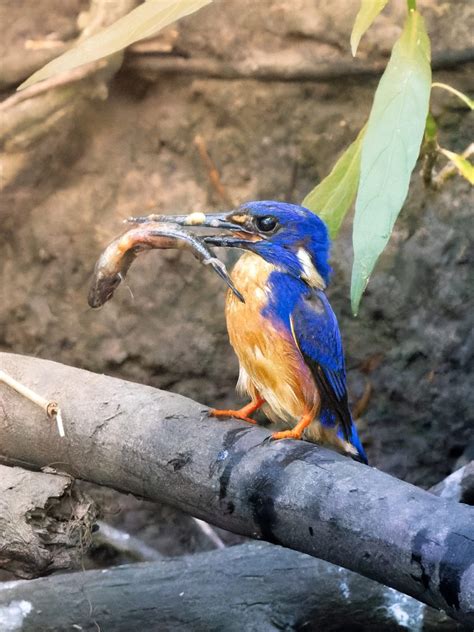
[{"x1": 297, "y1": 248, "x2": 325, "y2": 289}]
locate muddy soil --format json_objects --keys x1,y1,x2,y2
[{"x1": 1, "y1": 0, "x2": 473, "y2": 496}]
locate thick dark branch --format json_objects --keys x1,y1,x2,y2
[
  {"x1": 126, "y1": 48, "x2": 474, "y2": 83},
  {"x1": 0, "y1": 542, "x2": 463, "y2": 632},
  {"x1": 0, "y1": 353, "x2": 473, "y2": 625},
  {"x1": 0, "y1": 465, "x2": 97, "y2": 578}
]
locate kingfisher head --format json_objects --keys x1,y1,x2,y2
[{"x1": 154, "y1": 201, "x2": 331, "y2": 288}]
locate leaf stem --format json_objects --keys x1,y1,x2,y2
[{"x1": 407, "y1": 0, "x2": 416, "y2": 11}]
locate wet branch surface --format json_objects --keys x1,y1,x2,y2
[{"x1": 0, "y1": 353, "x2": 473, "y2": 626}]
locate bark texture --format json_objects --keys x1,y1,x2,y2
[
  {"x1": 1, "y1": 0, "x2": 472, "y2": 488},
  {"x1": 0, "y1": 542, "x2": 466, "y2": 632},
  {"x1": 0, "y1": 465, "x2": 97, "y2": 578},
  {"x1": 0, "y1": 353, "x2": 473, "y2": 625}
]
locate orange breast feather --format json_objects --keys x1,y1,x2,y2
[{"x1": 225, "y1": 252, "x2": 319, "y2": 424}]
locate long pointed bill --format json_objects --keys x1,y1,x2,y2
[
  {"x1": 205, "y1": 257, "x2": 244, "y2": 302},
  {"x1": 125, "y1": 209, "x2": 261, "y2": 281},
  {"x1": 126, "y1": 211, "x2": 255, "y2": 234}
]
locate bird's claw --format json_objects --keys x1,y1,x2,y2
[
  {"x1": 271, "y1": 430, "x2": 303, "y2": 441},
  {"x1": 209, "y1": 409, "x2": 256, "y2": 425}
]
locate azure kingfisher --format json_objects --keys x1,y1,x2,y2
[{"x1": 133, "y1": 201, "x2": 368, "y2": 464}]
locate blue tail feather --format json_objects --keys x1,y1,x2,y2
[
  {"x1": 347, "y1": 423, "x2": 368, "y2": 465},
  {"x1": 321, "y1": 408, "x2": 368, "y2": 464}
]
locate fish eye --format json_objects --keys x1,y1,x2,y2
[{"x1": 255, "y1": 216, "x2": 278, "y2": 233}]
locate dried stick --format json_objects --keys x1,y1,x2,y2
[
  {"x1": 193, "y1": 134, "x2": 234, "y2": 206},
  {"x1": 0, "y1": 61, "x2": 108, "y2": 112},
  {"x1": 94, "y1": 520, "x2": 163, "y2": 562},
  {"x1": 192, "y1": 517, "x2": 226, "y2": 549},
  {"x1": 0, "y1": 369, "x2": 65, "y2": 437}
]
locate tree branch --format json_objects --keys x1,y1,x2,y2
[
  {"x1": 0, "y1": 542, "x2": 463, "y2": 632},
  {"x1": 125, "y1": 47, "x2": 474, "y2": 83},
  {"x1": 93, "y1": 520, "x2": 163, "y2": 562},
  {"x1": 0, "y1": 353, "x2": 472, "y2": 626},
  {"x1": 0, "y1": 465, "x2": 97, "y2": 579}
]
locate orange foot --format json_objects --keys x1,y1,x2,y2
[
  {"x1": 272, "y1": 411, "x2": 313, "y2": 441},
  {"x1": 211, "y1": 397, "x2": 265, "y2": 425}
]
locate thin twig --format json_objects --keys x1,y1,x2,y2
[
  {"x1": 0, "y1": 60, "x2": 108, "y2": 112},
  {"x1": 94, "y1": 520, "x2": 163, "y2": 561},
  {"x1": 192, "y1": 517, "x2": 226, "y2": 549},
  {"x1": 193, "y1": 134, "x2": 234, "y2": 206},
  {"x1": 352, "y1": 381, "x2": 373, "y2": 420},
  {"x1": 0, "y1": 369, "x2": 65, "y2": 437},
  {"x1": 24, "y1": 39, "x2": 66, "y2": 51}
]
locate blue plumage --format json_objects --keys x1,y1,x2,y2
[
  {"x1": 146, "y1": 200, "x2": 368, "y2": 463},
  {"x1": 291, "y1": 289, "x2": 368, "y2": 464},
  {"x1": 233, "y1": 202, "x2": 367, "y2": 463},
  {"x1": 244, "y1": 201, "x2": 333, "y2": 286}
]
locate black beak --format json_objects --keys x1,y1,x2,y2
[
  {"x1": 126, "y1": 211, "x2": 257, "y2": 249},
  {"x1": 125, "y1": 211, "x2": 254, "y2": 301}
]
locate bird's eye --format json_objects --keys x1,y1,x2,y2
[{"x1": 255, "y1": 216, "x2": 278, "y2": 233}]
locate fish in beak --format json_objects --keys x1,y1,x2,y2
[
  {"x1": 126, "y1": 210, "x2": 262, "y2": 250},
  {"x1": 88, "y1": 222, "x2": 244, "y2": 308}
]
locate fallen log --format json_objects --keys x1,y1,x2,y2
[
  {"x1": 0, "y1": 353, "x2": 473, "y2": 626},
  {"x1": 0, "y1": 542, "x2": 464, "y2": 632},
  {"x1": 0, "y1": 465, "x2": 97, "y2": 578}
]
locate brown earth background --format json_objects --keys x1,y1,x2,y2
[{"x1": 1, "y1": 0, "x2": 473, "y2": 497}]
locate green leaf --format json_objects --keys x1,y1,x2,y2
[
  {"x1": 351, "y1": 10, "x2": 431, "y2": 315},
  {"x1": 350, "y1": 0, "x2": 388, "y2": 57},
  {"x1": 439, "y1": 148, "x2": 474, "y2": 185},
  {"x1": 432, "y1": 82, "x2": 474, "y2": 110},
  {"x1": 302, "y1": 126, "x2": 366, "y2": 239},
  {"x1": 19, "y1": 0, "x2": 212, "y2": 90}
]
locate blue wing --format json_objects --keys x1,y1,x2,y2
[{"x1": 290, "y1": 288, "x2": 367, "y2": 462}]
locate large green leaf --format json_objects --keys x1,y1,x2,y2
[
  {"x1": 302, "y1": 126, "x2": 365, "y2": 239},
  {"x1": 19, "y1": 0, "x2": 212, "y2": 90},
  {"x1": 350, "y1": 0, "x2": 388, "y2": 57},
  {"x1": 351, "y1": 10, "x2": 431, "y2": 314}
]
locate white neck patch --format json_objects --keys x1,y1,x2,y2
[{"x1": 297, "y1": 247, "x2": 325, "y2": 289}]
